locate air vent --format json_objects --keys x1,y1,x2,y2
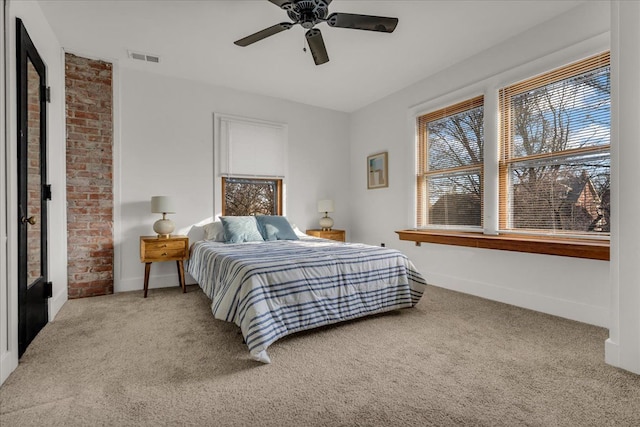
[{"x1": 127, "y1": 50, "x2": 160, "y2": 63}]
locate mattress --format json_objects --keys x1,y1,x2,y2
[{"x1": 187, "y1": 237, "x2": 427, "y2": 363}]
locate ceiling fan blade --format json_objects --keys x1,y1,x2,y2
[
  {"x1": 268, "y1": 0, "x2": 291, "y2": 8},
  {"x1": 305, "y1": 29, "x2": 329, "y2": 66},
  {"x1": 234, "y1": 23, "x2": 293, "y2": 47},
  {"x1": 327, "y1": 12, "x2": 398, "y2": 33}
]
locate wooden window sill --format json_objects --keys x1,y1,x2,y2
[{"x1": 395, "y1": 230, "x2": 609, "y2": 261}]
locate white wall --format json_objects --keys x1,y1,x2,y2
[
  {"x1": 606, "y1": 0, "x2": 640, "y2": 374},
  {"x1": 115, "y1": 68, "x2": 350, "y2": 292},
  {"x1": 349, "y1": 1, "x2": 612, "y2": 328},
  {"x1": 1, "y1": 0, "x2": 68, "y2": 384}
]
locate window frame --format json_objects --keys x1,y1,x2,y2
[
  {"x1": 213, "y1": 113, "x2": 288, "y2": 218},
  {"x1": 416, "y1": 95, "x2": 485, "y2": 231},
  {"x1": 498, "y1": 52, "x2": 611, "y2": 237},
  {"x1": 221, "y1": 176, "x2": 283, "y2": 216}
]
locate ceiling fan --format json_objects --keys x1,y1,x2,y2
[{"x1": 234, "y1": 0, "x2": 398, "y2": 66}]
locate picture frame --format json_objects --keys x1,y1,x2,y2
[{"x1": 367, "y1": 151, "x2": 388, "y2": 189}]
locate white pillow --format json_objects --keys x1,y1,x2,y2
[
  {"x1": 290, "y1": 223, "x2": 307, "y2": 237},
  {"x1": 203, "y1": 221, "x2": 225, "y2": 242}
]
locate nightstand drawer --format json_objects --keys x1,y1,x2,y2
[
  {"x1": 305, "y1": 229, "x2": 346, "y2": 242},
  {"x1": 145, "y1": 240, "x2": 185, "y2": 251},
  {"x1": 144, "y1": 247, "x2": 185, "y2": 260}
]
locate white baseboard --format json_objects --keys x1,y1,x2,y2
[
  {"x1": 48, "y1": 288, "x2": 68, "y2": 321},
  {"x1": 428, "y1": 272, "x2": 609, "y2": 328},
  {"x1": 605, "y1": 338, "x2": 620, "y2": 367},
  {"x1": 0, "y1": 349, "x2": 17, "y2": 386}
]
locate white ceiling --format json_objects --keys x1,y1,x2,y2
[{"x1": 37, "y1": 0, "x2": 585, "y2": 112}]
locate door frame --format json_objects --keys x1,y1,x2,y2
[{"x1": 0, "y1": 0, "x2": 15, "y2": 386}]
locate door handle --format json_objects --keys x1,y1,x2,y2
[{"x1": 21, "y1": 216, "x2": 37, "y2": 225}]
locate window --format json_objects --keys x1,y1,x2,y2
[
  {"x1": 416, "y1": 96, "x2": 484, "y2": 229},
  {"x1": 499, "y1": 52, "x2": 610, "y2": 236},
  {"x1": 222, "y1": 177, "x2": 282, "y2": 216},
  {"x1": 404, "y1": 52, "x2": 611, "y2": 259},
  {"x1": 214, "y1": 114, "x2": 288, "y2": 217}
]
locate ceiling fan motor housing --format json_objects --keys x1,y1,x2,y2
[{"x1": 285, "y1": 0, "x2": 330, "y2": 29}]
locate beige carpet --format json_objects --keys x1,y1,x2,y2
[{"x1": 1, "y1": 285, "x2": 639, "y2": 426}]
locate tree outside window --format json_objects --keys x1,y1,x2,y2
[{"x1": 222, "y1": 177, "x2": 282, "y2": 216}]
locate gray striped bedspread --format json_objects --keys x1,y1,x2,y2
[{"x1": 187, "y1": 237, "x2": 428, "y2": 363}]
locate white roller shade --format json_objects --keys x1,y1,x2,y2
[{"x1": 218, "y1": 115, "x2": 288, "y2": 178}]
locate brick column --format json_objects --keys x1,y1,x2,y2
[{"x1": 65, "y1": 53, "x2": 113, "y2": 298}]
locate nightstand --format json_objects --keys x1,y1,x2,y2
[
  {"x1": 140, "y1": 235, "x2": 189, "y2": 298},
  {"x1": 305, "y1": 229, "x2": 346, "y2": 242}
]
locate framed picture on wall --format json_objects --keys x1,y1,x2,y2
[{"x1": 367, "y1": 151, "x2": 388, "y2": 189}]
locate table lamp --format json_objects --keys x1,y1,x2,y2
[
  {"x1": 317, "y1": 199, "x2": 334, "y2": 231},
  {"x1": 151, "y1": 196, "x2": 175, "y2": 238}
]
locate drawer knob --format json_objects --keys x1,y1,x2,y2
[{"x1": 162, "y1": 252, "x2": 168, "y2": 256}]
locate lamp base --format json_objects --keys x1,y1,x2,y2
[
  {"x1": 319, "y1": 216, "x2": 334, "y2": 231},
  {"x1": 153, "y1": 218, "x2": 175, "y2": 238}
]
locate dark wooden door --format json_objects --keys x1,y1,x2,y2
[{"x1": 17, "y1": 18, "x2": 50, "y2": 357}]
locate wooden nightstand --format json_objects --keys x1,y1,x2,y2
[
  {"x1": 305, "y1": 229, "x2": 346, "y2": 242},
  {"x1": 140, "y1": 235, "x2": 189, "y2": 298}
]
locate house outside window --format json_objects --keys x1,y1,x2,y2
[
  {"x1": 416, "y1": 96, "x2": 484, "y2": 229},
  {"x1": 499, "y1": 52, "x2": 610, "y2": 236},
  {"x1": 222, "y1": 177, "x2": 282, "y2": 216}
]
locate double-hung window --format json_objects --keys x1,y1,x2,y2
[
  {"x1": 416, "y1": 96, "x2": 484, "y2": 229},
  {"x1": 499, "y1": 52, "x2": 610, "y2": 237}
]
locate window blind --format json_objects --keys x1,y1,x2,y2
[{"x1": 499, "y1": 52, "x2": 610, "y2": 235}]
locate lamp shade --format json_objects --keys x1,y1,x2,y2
[
  {"x1": 151, "y1": 196, "x2": 175, "y2": 214},
  {"x1": 317, "y1": 199, "x2": 334, "y2": 213}
]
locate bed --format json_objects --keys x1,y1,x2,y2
[{"x1": 187, "y1": 221, "x2": 427, "y2": 363}]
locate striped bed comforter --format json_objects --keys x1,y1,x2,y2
[{"x1": 187, "y1": 237, "x2": 427, "y2": 363}]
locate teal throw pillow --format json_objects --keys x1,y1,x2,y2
[
  {"x1": 220, "y1": 216, "x2": 264, "y2": 243},
  {"x1": 255, "y1": 215, "x2": 299, "y2": 241}
]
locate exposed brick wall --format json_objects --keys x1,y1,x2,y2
[
  {"x1": 27, "y1": 63, "x2": 41, "y2": 283},
  {"x1": 65, "y1": 53, "x2": 114, "y2": 298}
]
